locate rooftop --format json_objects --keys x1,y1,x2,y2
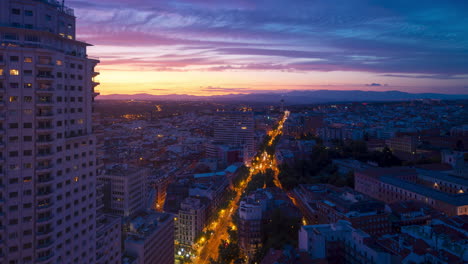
[
  {"x1": 381, "y1": 176, "x2": 468, "y2": 206},
  {"x1": 125, "y1": 212, "x2": 171, "y2": 243}
]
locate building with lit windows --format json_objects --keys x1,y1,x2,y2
[
  {"x1": 0, "y1": 0, "x2": 101, "y2": 262},
  {"x1": 176, "y1": 197, "x2": 207, "y2": 247},
  {"x1": 213, "y1": 111, "x2": 255, "y2": 162},
  {"x1": 99, "y1": 164, "x2": 149, "y2": 218}
]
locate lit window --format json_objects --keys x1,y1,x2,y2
[
  {"x1": 24, "y1": 57, "x2": 32, "y2": 63},
  {"x1": 9, "y1": 69, "x2": 19, "y2": 76},
  {"x1": 9, "y1": 96, "x2": 18, "y2": 102},
  {"x1": 24, "y1": 83, "x2": 32, "y2": 88},
  {"x1": 56, "y1": 60, "x2": 63, "y2": 66},
  {"x1": 0, "y1": 69, "x2": 3, "y2": 75},
  {"x1": 67, "y1": 35, "x2": 73, "y2": 40},
  {"x1": 74, "y1": 176, "x2": 79, "y2": 182}
]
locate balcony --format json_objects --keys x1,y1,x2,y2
[
  {"x1": 36, "y1": 240, "x2": 54, "y2": 250},
  {"x1": 36, "y1": 74, "x2": 54, "y2": 81},
  {"x1": 36, "y1": 165, "x2": 53, "y2": 173},
  {"x1": 38, "y1": 176, "x2": 54, "y2": 183},
  {"x1": 36, "y1": 100, "x2": 54, "y2": 106},
  {"x1": 37, "y1": 214, "x2": 54, "y2": 223},
  {"x1": 36, "y1": 152, "x2": 54, "y2": 160},
  {"x1": 36, "y1": 87, "x2": 55, "y2": 94},
  {"x1": 36, "y1": 252, "x2": 54, "y2": 263},
  {"x1": 36, "y1": 228, "x2": 54, "y2": 237},
  {"x1": 36, "y1": 125, "x2": 54, "y2": 133},
  {"x1": 0, "y1": 113, "x2": 4, "y2": 120},
  {"x1": 92, "y1": 71, "x2": 100, "y2": 77},
  {"x1": 37, "y1": 202, "x2": 54, "y2": 210},
  {"x1": 36, "y1": 61, "x2": 55, "y2": 69},
  {"x1": 37, "y1": 189, "x2": 53, "y2": 198},
  {"x1": 92, "y1": 81, "x2": 100, "y2": 87}
]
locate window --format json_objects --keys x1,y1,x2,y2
[
  {"x1": 23, "y1": 70, "x2": 32, "y2": 76},
  {"x1": 10, "y1": 56, "x2": 19, "y2": 62},
  {"x1": 9, "y1": 96, "x2": 18, "y2": 102},
  {"x1": 10, "y1": 83, "x2": 19, "y2": 88},
  {"x1": 9, "y1": 69, "x2": 19, "y2": 76},
  {"x1": 24, "y1": 83, "x2": 32, "y2": 88},
  {"x1": 11, "y1": 8, "x2": 20, "y2": 15},
  {"x1": 24, "y1": 10, "x2": 33, "y2": 16},
  {"x1": 56, "y1": 60, "x2": 63, "y2": 66},
  {"x1": 45, "y1": 14, "x2": 52, "y2": 21},
  {"x1": 24, "y1": 57, "x2": 32, "y2": 63},
  {"x1": 23, "y1": 122, "x2": 32, "y2": 128},
  {"x1": 23, "y1": 96, "x2": 32, "y2": 103}
]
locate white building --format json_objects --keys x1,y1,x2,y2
[
  {"x1": 176, "y1": 197, "x2": 206, "y2": 247},
  {"x1": 0, "y1": 0, "x2": 101, "y2": 263}
]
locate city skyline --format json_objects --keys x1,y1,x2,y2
[{"x1": 70, "y1": 0, "x2": 468, "y2": 96}]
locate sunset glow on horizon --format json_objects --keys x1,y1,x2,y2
[{"x1": 70, "y1": 0, "x2": 468, "y2": 96}]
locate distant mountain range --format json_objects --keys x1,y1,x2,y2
[{"x1": 97, "y1": 90, "x2": 468, "y2": 104}]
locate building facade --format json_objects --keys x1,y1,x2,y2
[
  {"x1": 213, "y1": 111, "x2": 255, "y2": 162},
  {"x1": 99, "y1": 165, "x2": 148, "y2": 217},
  {"x1": 0, "y1": 0, "x2": 100, "y2": 263},
  {"x1": 176, "y1": 197, "x2": 206, "y2": 247},
  {"x1": 124, "y1": 212, "x2": 174, "y2": 264}
]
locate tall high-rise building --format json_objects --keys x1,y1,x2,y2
[
  {"x1": 0, "y1": 0, "x2": 101, "y2": 263},
  {"x1": 213, "y1": 111, "x2": 255, "y2": 162}
]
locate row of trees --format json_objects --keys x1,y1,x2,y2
[{"x1": 278, "y1": 140, "x2": 403, "y2": 190}]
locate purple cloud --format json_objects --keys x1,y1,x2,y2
[{"x1": 68, "y1": 0, "x2": 468, "y2": 83}]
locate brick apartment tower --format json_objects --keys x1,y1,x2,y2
[{"x1": 0, "y1": 0, "x2": 102, "y2": 263}]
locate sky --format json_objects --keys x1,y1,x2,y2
[{"x1": 69, "y1": 0, "x2": 468, "y2": 96}]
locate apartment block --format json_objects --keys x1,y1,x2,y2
[
  {"x1": 124, "y1": 212, "x2": 174, "y2": 264},
  {"x1": 293, "y1": 184, "x2": 392, "y2": 236},
  {"x1": 213, "y1": 111, "x2": 255, "y2": 162},
  {"x1": 99, "y1": 164, "x2": 149, "y2": 217},
  {"x1": 0, "y1": 0, "x2": 100, "y2": 263}
]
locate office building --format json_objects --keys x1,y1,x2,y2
[
  {"x1": 238, "y1": 199, "x2": 263, "y2": 259},
  {"x1": 124, "y1": 212, "x2": 174, "y2": 264},
  {"x1": 0, "y1": 0, "x2": 100, "y2": 262},
  {"x1": 96, "y1": 214, "x2": 122, "y2": 264},
  {"x1": 213, "y1": 111, "x2": 255, "y2": 162},
  {"x1": 99, "y1": 164, "x2": 149, "y2": 217}
]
